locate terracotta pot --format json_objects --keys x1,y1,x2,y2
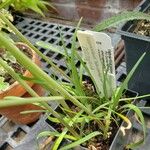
[{"x1": 0, "y1": 42, "x2": 44, "y2": 124}]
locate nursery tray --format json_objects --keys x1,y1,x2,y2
[
  {"x1": 13, "y1": 15, "x2": 123, "y2": 72},
  {"x1": 0, "y1": 15, "x2": 149, "y2": 150}
]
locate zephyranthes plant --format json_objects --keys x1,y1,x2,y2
[{"x1": 0, "y1": 11, "x2": 150, "y2": 150}]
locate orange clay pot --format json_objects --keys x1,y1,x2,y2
[{"x1": 0, "y1": 42, "x2": 44, "y2": 124}]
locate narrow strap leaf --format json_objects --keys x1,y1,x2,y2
[
  {"x1": 0, "y1": 96, "x2": 64, "y2": 107},
  {"x1": 112, "y1": 52, "x2": 146, "y2": 109},
  {"x1": 122, "y1": 104, "x2": 146, "y2": 149},
  {"x1": 36, "y1": 41, "x2": 66, "y2": 56},
  {"x1": 52, "y1": 110, "x2": 83, "y2": 150},
  {"x1": 93, "y1": 11, "x2": 150, "y2": 31},
  {"x1": 37, "y1": 131, "x2": 77, "y2": 141},
  {"x1": 60, "y1": 131, "x2": 101, "y2": 150}
]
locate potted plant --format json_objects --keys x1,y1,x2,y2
[
  {"x1": 0, "y1": 9, "x2": 44, "y2": 124},
  {"x1": 116, "y1": 0, "x2": 150, "y2": 95},
  {"x1": 0, "y1": 11, "x2": 149, "y2": 150},
  {"x1": 0, "y1": 42, "x2": 45, "y2": 124}
]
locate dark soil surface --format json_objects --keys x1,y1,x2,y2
[
  {"x1": 81, "y1": 122, "x2": 119, "y2": 150},
  {"x1": 130, "y1": 9, "x2": 150, "y2": 37},
  {"x1": 133, "y1": 20, "x2": 150, "y2": 36},
  {"x1": 0, "y1": 43, "x2": 32, "y2": 85}
]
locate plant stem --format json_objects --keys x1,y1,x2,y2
[
  {"x1": 0, "y1": 32, "x2": 95, "y2": 122},
  {"x1": 52, "y1": 110, "x2": 84, "y2": 150},
  {"x1": 0, "y1": 58, "x2": 79, "y2": 138},
  {"x1": 0, "y1": 58, "x2": 39, "y2": 96},
  {"x1": 0, "y1": 12, "x2": 70, "y2": 81},
  {"x1": 0, "y1": 96, "x2": 64, "y2": 107}
]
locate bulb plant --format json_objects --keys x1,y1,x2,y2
[{"x1": 0, "y1": 11, "x2": 149, "y2": 150}]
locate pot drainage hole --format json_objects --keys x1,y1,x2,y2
[
  {"x1": 11, "y1": 128, "x2": 26, "y2": 143},
  {"x1": 0, "y1": 142, "x2": 13, "y2": 150}
]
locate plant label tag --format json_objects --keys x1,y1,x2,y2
[{"x1": 77, "y1": 30, "x2": 116, "y2": 97}]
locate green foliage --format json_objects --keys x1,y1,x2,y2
[
  {"x1": 37, "y1": 131, "x2": 77, "y2": 141},
  {"x1": 94, "y1": 11, "x2": 150, "y2": 31},
  {"x1": 122, "y1": 104, "x2": 146, "y2": 149},
  {"x1": 112, "y1": 52, "x2": 146, "y2": 110},
  {"x1": 0, "y1": 96, "x2": 64, "y2": 107},
  {"x1": 3, "y1": 51, "x2": 16, "y2": 63},
  {"x1": 0, "y1": 0, "x2": 55, "y2": 16},
  {"x1": 0, "y1": 9, "x2": 13, "y2": 32},
  {"x1": 0, "y1": 42, "x2": 16, "y2": 91},
  {"x1": 0, "y1": 11, "x2": 149, "y2": 150},
  {"x1": 0, "y1": 76, "x2": 9, "y2": 90},
  {"x1": 60, "y1": 131, "x2": 101, "y2": 150},
  {"x1": 0, "y1": 64, "x2": 5, "y2": 76}
]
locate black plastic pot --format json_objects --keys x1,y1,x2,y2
[
  {"x1": 117, "y1": 0, "x2": 150, "y2": 96},
  {"x1": 111, "y1": 99, "x2": 150, "y2": 150},
  {"x1": 15, "y1": 97, "x2": 150, "y2": 150},
  {"x1": 110, "y1": 97, "x2": 138, "y2": 150},
  {"x1": 44, "y1": 90, "x2": 139, "y2": 150}
]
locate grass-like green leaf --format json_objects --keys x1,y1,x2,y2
[
  {"x1": 20, "y1": 110, "x2": 48, "y2": 114},
  {"x1": 122, "y1": 104, "x2": 146, "y2": 149},
  {"x1": 69, "y1": 18, "x2": 86, "y2": 98},
  {"x1": 112, "y1": 52, "x2": 146, "y2": 110},
  {"x1": 41, "y1": 1, "x2": 57, "y2": 12},
  {"x1": 52, "y1": 110, "x2": 83, "y2": 150},
  {"x1": 37, "y1": 131, "x2": 77, "y2": 141},
  {"x1": 120, "y1": 94, "x2": 150, "y2": 101},
  {"x1": 0, "y1": 0, "x2": 12, "y2": 9},
  {"x1": 75, "y1": 51, "x2": 101, "y2": 97},
  {"x1": 92, "y1": 102, "x2": 111, "y2": 113},
  {"x1": 94, "y1": 11, "x2": 150, "y2": 31},
  {"x1": 0, "y1": 96, "x2": 64, "y2": 108},
  {"x1": 36, "y1": 41, "x2": 66, "y2": 56},
  {"x1": 0, "y1": 12, "x2": 70, "y2": 81},
  {"x1": 60, "y1": 131, "x2": 101, "y2": 150}
]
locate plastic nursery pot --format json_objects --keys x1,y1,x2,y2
[
  {"x1": 109, "y1": 90, "x2": 138, "y2": 150},
  {"x1": 44, "y1": 90, "x2": 138, "y2": 150},
  {"x1": 110, "y1": 99, "x2": 150, "y2": 150},
  {"x1": 117, "y1": 0, "x2": 150, "y2": 96},
  {"x1": 0, "y1": 42, "x2": 44, "y2": 125}
]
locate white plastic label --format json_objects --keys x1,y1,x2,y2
[{"x1": 77, "y1": 30, "x2": 116, "y2": 97}]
